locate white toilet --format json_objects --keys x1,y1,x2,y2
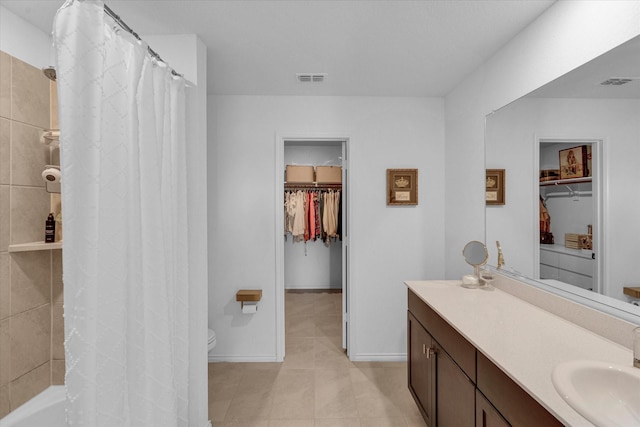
[{"x1": 207, "y1": 328, "x2": 217, "y2": 352}]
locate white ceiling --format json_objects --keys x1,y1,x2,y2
[
  {"x1": 0, "y1": 0, "x2": 557, "y2": 96},
  {"x1": 526, "y1": 34, "x2": 640, "y2": 99}
]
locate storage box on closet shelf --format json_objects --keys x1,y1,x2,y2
[
  {"x1": 285, "y1": 165, "x2": 314, "y2": 183},
  {"x1": 316, "y1": 166, "x2": 342, "y2": 184},
  {"x1": 285, "y1": 165, "x2": 342, "y2": 185}
]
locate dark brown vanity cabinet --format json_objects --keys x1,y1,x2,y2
[
  {"x1": 408, "y1": 312, "x2": 436, "y2": 425},
  {"x1": 476, "y1": 391, "x2": 510, "y2": 427},
  {"x1": 408, "y1": 289, "x2": 563, "y2": 427},
  {"x1": 408, "y1": 291, "x2": 475, "y2": 426}
]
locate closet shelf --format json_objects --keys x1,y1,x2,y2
[
  {"x1": 285, "y1": 182, "x2": 342, "y2": 189},
  {"x1": 8, "y1": 241, "x2": 63, "y2": 253},
  {"x1": 539, "y1": 177, "x2": 591, "y2": 187}
]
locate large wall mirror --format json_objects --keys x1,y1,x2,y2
[{"x1": 485, "y1": 34, "x2": 640, "y2": 324}]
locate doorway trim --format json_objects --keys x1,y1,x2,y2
[
  {"x1": 274, "y1": 133, "x2": 352, "y2": 362},
  {"x1": 534, "y1": 136, "x2": 604, "y2": 294}
]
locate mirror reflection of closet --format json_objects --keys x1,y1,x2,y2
[{"x1": 539, "y1": 140, "x2": 597, "y2": 293}]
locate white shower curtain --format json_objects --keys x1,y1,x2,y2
[{"x1": 53, "y1": 1, "x2": 190, "y2": 425}]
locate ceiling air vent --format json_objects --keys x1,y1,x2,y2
[
  {"x1": 297, "y1": 73, "x2": 327, "y2": 83},
  {"x1": 600, "y1": 78, "x2": 635, "y2": 85}
]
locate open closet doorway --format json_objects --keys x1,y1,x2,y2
[
  {"x1": 537, "y1": 138, "x2": 603, "y2": 294},
  {"x1": 275, "y1": 137, "x2": 350, "y2": 362}
]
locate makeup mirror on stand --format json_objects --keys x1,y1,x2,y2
[{"x1": 462, "y1": 241, "x2": 489, "y2": 288}]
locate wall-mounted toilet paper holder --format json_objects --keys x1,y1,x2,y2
[{"x1": 236, "y1": 289, "x2": 262, "y2": 314}]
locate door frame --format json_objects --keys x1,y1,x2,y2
[
  {"x1": 534, "y1": 136, "x2": 604, "y2": 294},
  {"x1": 274, "y1": 133, "x2": 352, "y2": 361}
]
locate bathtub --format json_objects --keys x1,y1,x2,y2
[{"x1": 0, "y1": 386, "x2": 65, "y2": 427}]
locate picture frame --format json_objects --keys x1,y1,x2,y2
[
  {"x1": 559, "y1": 145, "x2": 589, "y2": 180},
  {"x1": 486, "y1": 169, "x2": 505, "y2": 205},
  {"x1": 387, "y1": 169, "x2": 418, "y2": 205}
]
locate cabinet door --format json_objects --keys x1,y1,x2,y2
[
  {"x1": 408, "y1": 313, "x2": 436, "y2": 426},
  {"x1": 436, "y1": 343, "x2": 475, "y2": 427},
  {"x1": 476, "y1": 391, "x2": 510, "y2": 427}
]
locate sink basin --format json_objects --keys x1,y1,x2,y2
[{"x1": 552, "y1": 360, "x2": 640, "y2": 426}]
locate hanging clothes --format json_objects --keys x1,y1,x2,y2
[
  {"x1": 284, "y1": 187, "x2": 341, "y2": 244},
  {"x1": 322, "y1": 190, "x2": 340, "y2": 242}
]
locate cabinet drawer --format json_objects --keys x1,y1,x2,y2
[
  {"x1": 557, "y1": 253, "x2": 593, "y2": 277},
  {"x1": 539, "y1": 264, "x2": 558, "y2": 280},
  {"x1": 408, "y1": 290, "x2": 476, "y2": 382},
  {"x1": 539, "y1": 249, "x2": 558, "y2": 267},
  {"x1": 558, "y1": 269, "x2": 593, "y2": 291},
  {"x1": 477, "y1": 352, "x2": 562, "y2": 427}
]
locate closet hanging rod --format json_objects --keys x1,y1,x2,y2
[
  {"x1": 285, "y1": 182, "x2": 342, "y2": 190},
  {"x1": 104, "y1": 3, "x2": 183, "y2": 78}
]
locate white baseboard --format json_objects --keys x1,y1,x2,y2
[
  {"x1": 208, "y1": 354, "x2": 280, "y2": 363},
  {"x1": 208, "y1": 353, "x2": 406, "y2": 363},
  {"x1": 350, "y1": 353, "x2": 407, "y2": 362}
]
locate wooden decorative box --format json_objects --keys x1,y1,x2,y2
[{"x1": 565, "y1": 233, "x2": 592, "y2": 250}]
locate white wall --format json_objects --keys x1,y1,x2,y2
[
  {"x1": 284, "y1": 144, "x2": 342, "y2": 290},
  {"x1": 445, "y1": 0, "x2": 640, "y2": 279},
  {"x1": 0, "y1": 5, "x2": 52, "y2": 68},
  {"x1": 485, "y1": 98, "x2": 640, "y2": 303},
  {"x1": 208, "y1": 95, "x2": 445, "y2": 360}
]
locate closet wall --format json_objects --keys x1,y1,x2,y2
[
  {"x1": 540, "y1": 143, "x2": 593, "y2": 240},
  {"x1": 284, "y1": 143, "x2": 342, "y2": 290}
]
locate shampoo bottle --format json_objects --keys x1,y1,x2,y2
[{"x1": 45, "y1": 213, "x2": 55, "y2": 243}]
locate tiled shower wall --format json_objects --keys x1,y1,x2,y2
[{"x1": 0, "y1": 50, "x2": 64, "y2": 418}]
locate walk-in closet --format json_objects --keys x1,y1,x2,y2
[{"x1": 283, "y1": 140, "x2": 347, "y2": 352}]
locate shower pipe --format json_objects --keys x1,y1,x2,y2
[{"x1": 104, "y1": 3, "x2": 183, "y2": 78}]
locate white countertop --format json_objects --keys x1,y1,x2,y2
[{"x1": 405, "y1": 280, "x2": 633, "y2": 427}]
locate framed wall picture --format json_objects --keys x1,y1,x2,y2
[
  {"x1": 387, "y1": 169, "x2": 418, "y2": 205},
  {"x1": 486, "y1": 169, "x2": 505, "y2": 205},
  {"x1": 559, "y1": 145, "x2": 589, "y2": 179}
]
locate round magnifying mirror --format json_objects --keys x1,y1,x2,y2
[{"x1": 462, "y1": 240, "x2": 488, "y2": 280}]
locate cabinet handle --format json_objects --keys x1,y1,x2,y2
[
  {"x1": 422, "y1": 345, "x2": 436, "y2": 359},
  {"x1": 422, "y1": 344, "x2": 427, "y2": 354}
]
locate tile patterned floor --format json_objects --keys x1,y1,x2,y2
[{"x1": 209, "y1": 291, "x2": 427, "y2": 427}]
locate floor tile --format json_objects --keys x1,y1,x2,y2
[{"x1": 208, "y1": 291, "x2": 423, "y2": 427}]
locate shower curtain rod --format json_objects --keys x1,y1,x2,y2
[{"x1": 104, "y1": 3, "x2": 183, "y2": 78}]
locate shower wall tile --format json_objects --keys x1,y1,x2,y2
[
  {"x1": 0, "y1": 384, "x2": 8, "y2": 419},
  {"x1": 0, "y1": 118, "x2": 9, "y2": 184},
  {"x1": 0, "y1": 319, "x2": 9, "y2": 386},
  {"x1": 51, "y1": 360, "x2": 65, "y2": 386},
  {"x1": 11, "y1": 121, "x2": 49, "y2": 187},
  {"x1": 0, "y1": 51, "x2": 56, "y2": 418},
  {"x1": 10, "y1": 361, "x2": 49, "y2": 411},
  {"x1": 50, "y1": 81, "x2": 58, "y2": 130},
  {"x1": 0, "y1": 51, "x2": 10, "y2": 119},
  {"x1": 10, "y1": 305, "x2": 51, "y2": 381},
  {"x1": 10, "y1": 251, "x2": 51, "y2": 315},
  {"x1": 52, "y1": 249, "x2": 63, "y2": 305},
  {"x1": 0, "y1": 185, "x2": 9, "y2": 252},
  {"x1": 0, "y1": 253, "x2": 9, "y2": 320},
  {"x1": 52, "y1": 303, "x2": 64, "y2": 360},
  {"x1": 10, "y1": 186, "x2": 50, "y2": 245},
  {"x1": 11, "y1": 57, "x2": 49, "y2": 129}
]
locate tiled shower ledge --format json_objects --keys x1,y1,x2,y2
[{"x1": 8, "y1": 241, "x2": 63, "y2": 252}]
